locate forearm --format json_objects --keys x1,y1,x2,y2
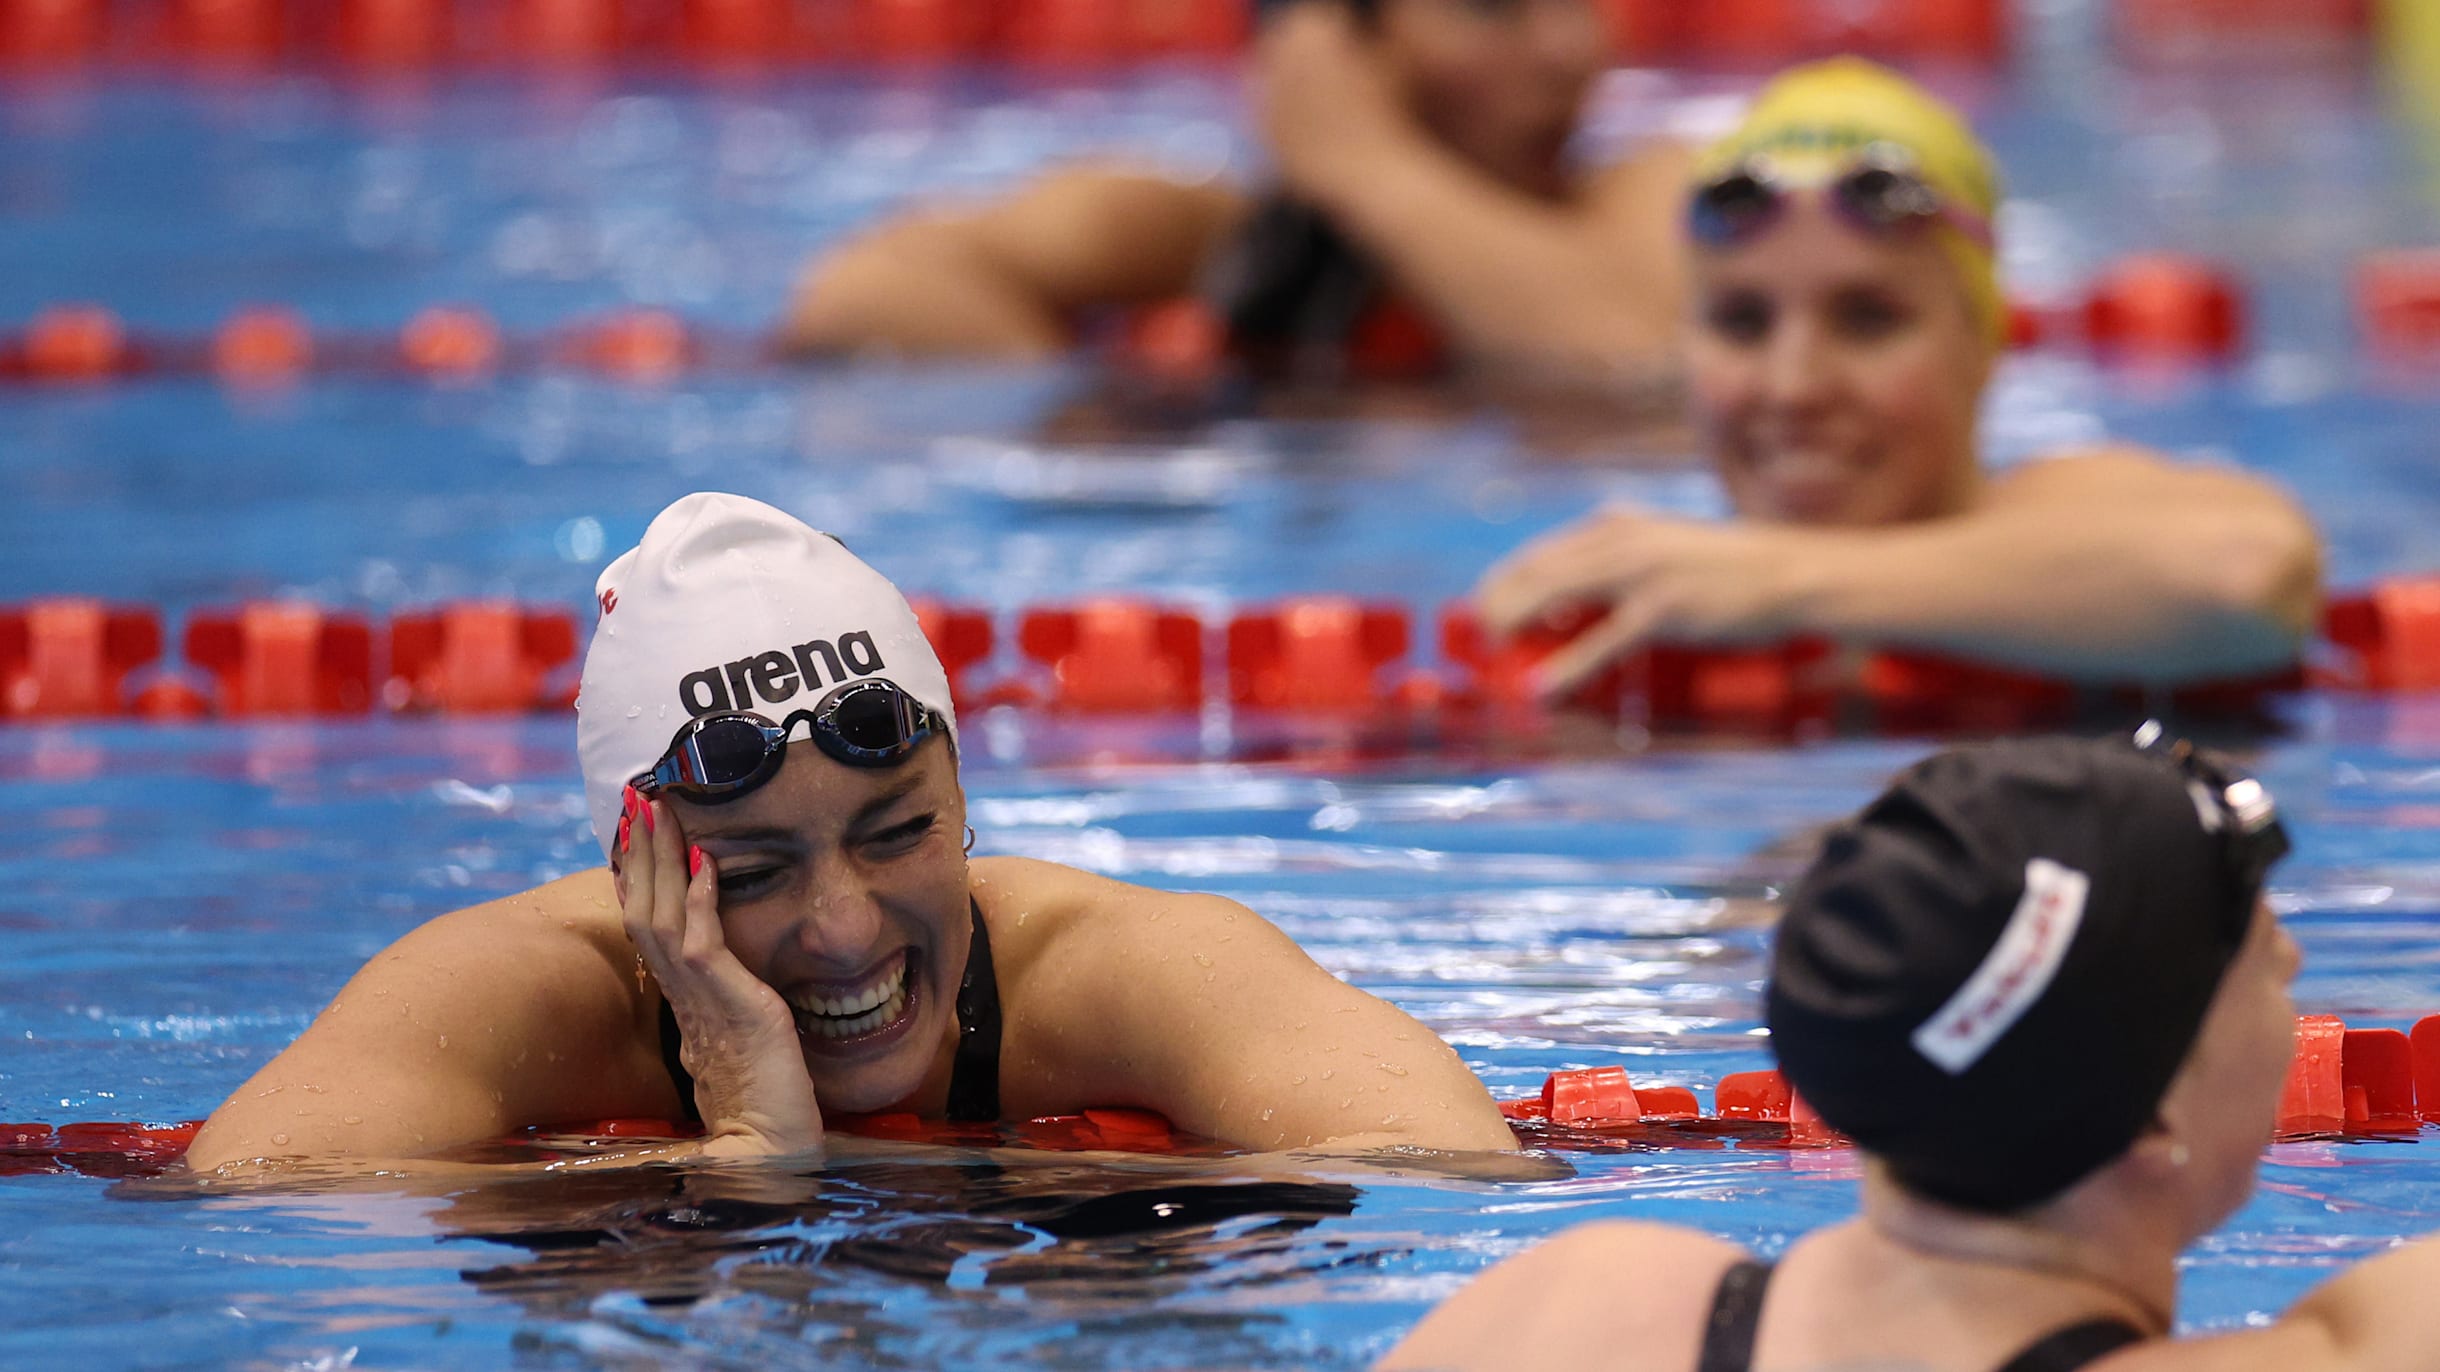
[
  {"x1": 1777, "y1": 501, "x2": 2319, "y2": 682},
  {"x1": 1308, "y1": 139, "x2": 1675, "y2": 377},
  {"x1": 780, "y1": 230, "x2": 1071, "y2": 360}
]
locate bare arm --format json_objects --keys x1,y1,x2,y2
[
  {"x1": 2172, "y1": 1236, "x2": 2440, "y2": 1372},
  {"x1": 1011, "y1": 864, "x2": 1517, "y2": 1154},
  {"x1": 780, "y1": 166, "x2": 1246, "y2": 359},
  {"x1": 1481, "y1": 449, "x2": 2323, "y2": 694},
  {"x1": 1258, "y1": 7, "x2": 1689, "y2": 383},
  {"x1": 183, "y1": 880, "x2": 680, "y2": 1173}
]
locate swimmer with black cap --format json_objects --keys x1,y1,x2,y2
[
  {"x1": 1386, "y1": 730, "x2": 2440, "y2": 1371},
  {"x1": 1479, "y1": 60, "x2": 2322, "y2": 690},
  {"x1": 188, "y1": 493, "x2": 1515, "y2": 1173},
  {"x1": 781, "y1": 0, "x2": 1689, "y2": 388}
]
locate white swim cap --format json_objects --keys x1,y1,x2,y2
[{"x1": 576, "y1": 492, "x2": 959, "y2": 860}]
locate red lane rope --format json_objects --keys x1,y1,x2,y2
[
  {"x1": 14, "y1": 260, "x2": 2413, "y2": 388},
  {"x1": 9, "y1": 1014, "x2": 2431, "y2": 1175},
  {"x1": 0, "y1": 581, "x2": 2428, "y2": 726}
]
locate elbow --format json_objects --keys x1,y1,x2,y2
[
  {"x1": 2172, "y1": 505, "x2": 2324, "y2": 677},
  {"x1": 2217, "y1": 507, "x2": 2323, "y2": 646}
]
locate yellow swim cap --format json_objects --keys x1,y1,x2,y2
[{"x1": 1695, "y1": 58, "x2": 2006, "y2": 345}]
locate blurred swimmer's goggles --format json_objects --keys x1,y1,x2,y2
[
  {"x1": 1689, "y1": 144, "x2": 1994, "y2": 250},
  {"x1": 2132, "y1": 720, "x2": 2292, "y2": 929},
  {"x1": 628, "y1": 678, "x2": 946, "y2": 805}
]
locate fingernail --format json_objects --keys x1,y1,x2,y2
[
  {"x1": 622, "y1": 784, "x2": 640, "y2": 817},
  {"x1": 616, "y1": 809, "x2": 633, "y2": 854},
  {"x1": 688, "y1": 846, "x2": 705, "y2": 878},
  {"x1": 642, "y1": 800, "x2": 657, "y2": 836}
]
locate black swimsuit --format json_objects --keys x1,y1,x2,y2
[
  {"x1": 1698, "y1": 1260, "x2": 2147, "y2": 1372},
  {"x1": 657, "y1": 898, "x2": 1003, "y2": 1125}
]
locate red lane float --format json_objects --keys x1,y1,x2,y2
[
  {"x1": 401, "y1": 306, "x2": 503, "y2": 379},
  {"x1": 1016, "y1": 600, "x2": 1204, "y2": 712},
  {"x1": 2358, "y1": 250, "x2": 2440, "y2": 358},
  {"x1": 10, "y1": 572, "x2": 2440, "y2": 726},
  {"x1": 213, "y1": 306, "x2": 314, "y2": 385},
  {"x1": 0, "y1": 0, "x2": 108, "y2": 63},
  {"x1": 1606, "y1": 0, "x2": 2007, "y2": 64},
  {"x1": 0, "y1": 601, "x2": 162, "y2": 719},
  {"x1": 911, "y1": 600, "x2": 995, "y2": 709},
  {"x1": 2080, "y1": 254, "x2": 2247, "y2": 362},
  {"x1": 1228, "y1": 598, "x2": 1412, "y2": 713},
  {"x1": 388, "y1": 603, "x2": 578, "y2": 713},
  {"x1": 11, "y1": 1014, "x2": 2433, "y2": 1176},
  {"x1": 22, "y1": 305, "x2": 129, "y2": 381},
  {"x1": 2115, "y1": 0, "x2": 2368, "y2": 61},
  {"x1": 331, "y1": 0, "x2": 453, "y2": 66},
  {"x1": 182, "y1": 603, "x2": 376, "y2": 717}
]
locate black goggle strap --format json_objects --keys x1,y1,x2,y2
[{"x1": 2132, "y1": 721, "x2": 2291, "y2": 929}]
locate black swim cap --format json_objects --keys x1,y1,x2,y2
[{"x1": 1767, "y1": 733, "x2": 2287, "y2": 1213}]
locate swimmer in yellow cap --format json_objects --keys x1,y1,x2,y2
[{"x1": 1477, "y1": 59, "x2": 2322, "y2": 690}]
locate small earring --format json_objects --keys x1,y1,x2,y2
[
  {"x1": 2168, "y1": 1143, "x2": 2192, "y2": 1168},
  {"x1": 963, "y1": 825, "x2": 977, "y2": 854}
]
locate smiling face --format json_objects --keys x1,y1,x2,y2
[
  {"x1": 1688, "y1": 204, "x2": 1996, "y2": 526},
  {"x1": 1373, "y1": 0, "x2": 1607, "y2": 195},
  {"x1": 671, "y1": 737, "x2": 970, "y2": 1116}
]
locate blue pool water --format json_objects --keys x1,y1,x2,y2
[{"x1": 9, "y1": 16, "x2": 2440, "y2": 1370}]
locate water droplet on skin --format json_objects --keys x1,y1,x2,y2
[
  {"x1": 1321, "y1": 1069, "x2": 1335, "y2": 1081},
  {"x1": 302, "y1": 1084, "x2": 325, "y2": 1093},
  {"x1": 437, "y1": 1035, "x2": 449, "y2": 1048},
  {"x1": 1292, "y1": 1074, "x2": 1306, "y2": 1085},
  {"x1": 1338, "y1": 1098, "x2": 1354, "y2": 1110},
  {"x1": 1260, "y1": 1108, "x2": 1275, "y2": 1122},
  {"x1": 1380, "y1": 1065, "x2": 1409, "y2": 1077},
  {"x1": 342, "y1": 1115, "x2": 363, "y2": 1126},
  {"x1": 270, "y1": 1133, "x2": 289, "y2": 1145},
  {"x1": 1193, "y1": 953, "x2": 1212, "y2": 968}
]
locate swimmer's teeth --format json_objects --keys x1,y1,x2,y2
[{"x1": 790, "y1": 961, "x2": 909, "y2": 1039}]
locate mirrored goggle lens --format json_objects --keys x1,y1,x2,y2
[
  {"x1": 681, "y1": 716, "x2": 779, "y2": 787},
  {"x1": 827, "y1": 685, "x2": 922, "y2": 756},
  {"x1": 1689, "y1": 173, "x2": 1780, "y2": 245},
  {"x1": 1836, "y1": 166, "x2": 1943, "y2": 231}
]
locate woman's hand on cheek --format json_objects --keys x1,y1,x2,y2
[
  {"x1": 1256, "y1": 4, "x2": 1420, "y2": 202},
  {"x1": 617, "y1": 788, "x2": 826, "y2": 1161},
  {"x1": 1475, "y1": 506, "x2": 1804, "y2": 699}
]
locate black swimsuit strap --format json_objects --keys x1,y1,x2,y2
[
  {"x1": 1695, "y1": 1259, "x2": 1775, "y2": 1372},
  {"x1": 1994, "y1": 1319, "x2": 2148, "y2": 1372},
  {"x1": 654, "y1": 898, "x2": 1002, "y2": 1127},
  {"x1": 945, "y1": 897, "x2": 1002, "y2": 1123}
]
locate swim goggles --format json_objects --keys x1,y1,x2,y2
[
  {"x1": 2131, "y1": 720, "x2": 2292, "y2": 931},
  {"x1": 1688, "y1": 143, "x2": 1994, "y2": 251},
  {"x1": 628, "y1": 678, "x2": 947, "y2": 806}
]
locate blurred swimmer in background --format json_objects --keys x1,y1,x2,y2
[
  {"x1": 186, "y1": 494, "x2": 1517, "y2": 1174},
  {"x1": 782, "y1": 0, "x2": 1691, "y2": 391},
  {"x1": 1386, "y1": 733, "x2": 2440, "y2": 1372},
  {"x1": 1477, "y1": 60, "x2": 2322, "y2": 694}
]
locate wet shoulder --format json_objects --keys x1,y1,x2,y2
[
  {"x1": 379, "y1": 868, "x2": 637, "y2": 1003},
  {"x1": 1384, "y1": 1221, "x2": 1745, "y2": 1369}
]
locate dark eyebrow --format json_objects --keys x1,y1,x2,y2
[
  {"x1": 850, "y1": 775, "x2": 928, "y2": 829},
  {"x1": 689, "y1": 824, "x2": 804, "y2": 846}
]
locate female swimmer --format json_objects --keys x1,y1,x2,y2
[
  {"x1": 1478, "y1": 60, "x2": 2321, "y2": 690},
  {"x1": 186, "y1": 493, "x2": 1515, "y2": 1172},
  {"x1": 781, "y1": 0, "x2": 1688, "y2": 385},
  {"x1": 1387, "y1": 733, "x2": 2440, "y2": 1371}
]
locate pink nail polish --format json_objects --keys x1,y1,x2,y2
[{"x1": 688, "y1": 846, "x2": 705, "y2": 878}]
